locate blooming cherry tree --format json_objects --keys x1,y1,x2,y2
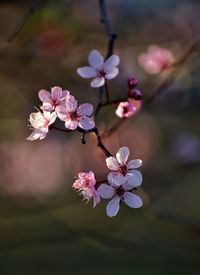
[{"x1": 77, "y1": 49, "x2": 120, "y2": 88}]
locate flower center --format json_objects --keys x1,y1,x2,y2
[
  {"x1": 69, "y1": 111, "x2": 78, "y2": 121},
  {"x1": 118, "y1": 165, "x2": 127, "y2": 176},
  {"x1": 98, "y1": 69, "x2": 106, "y2": 77},
  {"x1": 123, "y1": 106, "x2": 128, "y2": 114},
  {"x1": 116, "y1": 186, "x2": 125, "y2": 197}
]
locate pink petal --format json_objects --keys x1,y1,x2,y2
[
  {"x1": 51, "y1": 86, "x2": 63, "y2": 101},
  {"x1": 77, "y1": 103, "x2": 93, "y2": 116},
  {"x1": 66, "y1": 95, "x2": 77, "y2": 112},
  {"x1": 73, "y1": 179, "x2": 82, "y2": 189},
  {"x1": 106, "y1": 157, "x2": 119, "y2": 171},
  {"x1": 127, "y1": 159, "x2": 143, "y2": 169},
  {"x1": 97, "y1": 184, "x2": 115, "y2": 199},
  {"x1": 92, "y1": 189, "x2": 101, "y2": 208},
  {"x1": 77, "y1": 66, "x2": 97, "y2": 78},
  {"x1": 49, "y1": 112, "x2": 57, "y2": 125},
  {"x1": 105, "y1": 67, "x2": 119, "y2": 80},
  {"x1": 88, "y1": 49, "x2": 104, "y2": 69},
  {"x1": 78, "y1": 116, "x2": 95, "y2": 130},
  {"x1": 90, "y1": 77, "x2": 105, "y2": 88},
  {"x1": 56, "y1": 106, "x2": 68, "y2": 121},
  {"x1": 38, "y1": 89, "x2": 52, "y2": 104},
  {"x1": 65, "y1": 119, "x2": 78, "y2": 130},
  {"x1": 41, "y1": 103, "x2": 54, "y2": 112},
  {"x1": 123, "y1": 192, "x2": 143, "y2": 208},
  {"x1": 126, "y1": 170, "x2": 143, "y2": 187},
  {"x1": 116, "y1": 146, "x2": 130, "y2": 165},
  {"x1": 106, "y1": 195, "x2": 120, "y2": 217}
]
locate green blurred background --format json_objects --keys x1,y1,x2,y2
[{"x1": 0, "y1": 0, "x2": 200, "y2": 274}]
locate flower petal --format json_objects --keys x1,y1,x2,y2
[
  {"x1": 26, "y1": 129, "x2": 47, "y2": 141},
  {"x1": 103, "y1": 54, "x2": 120, "y2": 71},
  {"x1": 90, "y1": 77, "x2": 105, "y2": 88},
  {"x1": 78, "y1": 116, "x2": 95, "y2": 130},
  {"x1": 88, "y1": 49, "x2": 104, "y2": 69},
  {"x1": 38, "y1": 89, "x2": 52, "y2": 104},
  {"x1": 41, "y1": 103, "x2": 54, "y2": 112},
  {"x1": 107, "y1": 172, "x2": 126, "y2": 186},
  {"x1": 116, "y1": 146, "x2": 130, "y2": 165},
  {"x1": 106, "y1": 157, "x2": 119, "y2": 171},
  {"x1": 97, "y1": 184, "x2": 115, "y2": 199},
  {"x1": 106, "y1": 195, "x2": 120, "y2": 217},
  {"x1": 65, "y1": 119, "x2": 78, "y2": 130},
  {"x1": 77, "y1": 66, "x2": 97, "y2": 78},
  {"x1": 105, "y1": 67, "x2": 119, "y2": 80},
  {"x1": 123, "y1": 192, "x2": 143, "y2": 208},
  {"x1": 77, "y1": 103, "x2": 93, "y2": 116},
  {"x1": 127, "y1": 159, "x2": 143, "y2": 169},
  {"x1": 126, "y1": 170, "x2": 143, "y2": 187},
  {"x1": 66, "y1": 95, "x2": 77, "y2": 112}
]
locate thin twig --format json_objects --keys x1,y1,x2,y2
[
  {"x1": 99, "y1": 0, "x2": 117, "y2": 58},
  {"x1": 7, "y1": 0, "x2": 45, "y2": 42}
]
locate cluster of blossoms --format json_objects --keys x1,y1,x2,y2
[
  {"x1": 27, "y1": 86, "x2": 95, "y2": 140},
  {"x1": 27, "y1": 49, "x2": 145, "y2": 218},
  {"x1": 73, "y1": 147, "x2": 143, "y2": 217}
]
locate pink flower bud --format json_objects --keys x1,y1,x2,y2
[
  {"x1": 128, "y1": 89, "x2": 142, "y2": 100},
  {"x1": 128, "y1": 76, "x2": 138, "y2": 89}
]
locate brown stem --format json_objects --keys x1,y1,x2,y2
[{"x1": 104, "y1": 80, "x2": 110, "y2": 103}]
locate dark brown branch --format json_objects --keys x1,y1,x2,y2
[
  {"x1": 99, "y1": 0, "x2": 117, "y2": 58},
  {"x1": 7, "y1": 0, "x2": 45, "y2": 42},
  {"x1": 52, "y1": 125, "x2": 112, "y2": 157}
]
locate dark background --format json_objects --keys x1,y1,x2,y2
[{"x1": 0, "y1": 0, "x2": 199, "y2": 274}]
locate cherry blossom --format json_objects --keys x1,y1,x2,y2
[
  {"x1": 39, "y1": 86, "x2": 69, "y2": 112},
  {"x1": 116, "y1": 101, "x2": 136, "y2": 118},
  {"x1": 77, "y1": 49, "x2": 120, "y2": 88},
  {"x1": 57, "y1": 95, "x2": 95, "y2": 130},
  {"x1": 73, "y1": 171, "x2": 100, "y2": 207},
  {"x1": 98, "y1": 177, "x2": 143, "y2": 217},
  {"x1": 106, "y1": 146, "x2": 143, "y2": 187},
  {"x1": 27, "y1": 111, "x2": 57, "y2": 141},
  {"x1": 138, "y1": 45, "x2": 174, "y2": 74}
]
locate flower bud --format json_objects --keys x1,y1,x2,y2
[
  {"x1": 128, "y1": 89, "x2": 142, "y2": 100},
  {"x1": 128, "y1": 76, "x2": 138, "y2": 89}
]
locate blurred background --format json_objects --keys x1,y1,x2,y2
[{"x1": 0, "y1": 0, "x2": 200, "y2": 274}]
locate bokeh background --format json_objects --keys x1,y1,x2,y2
[{"x1": 0, "y1": 0, "x2": 200, "y2": 274}]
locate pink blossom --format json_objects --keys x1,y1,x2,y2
[
  {"x1": 106, "y1": 146, "x2": 143, "y2": 187},
  {"x1": 73, "y1": 171, "x2": 100, "y2": 207},
  {"x1": 138, "y1": 45, "x2": 174, "y2": 74},
  {"x1": 77, "y1": 49, "x2": 120, "y2": 88},
  {"x1": 27, "y1": 111, "x2": 57, "y2": 141},
  {"x1": 39, "y1": 86, "x2": 69, "y2": 112},
  {"x1": 98, "y1": 179, "x2": 142, "y2": 217},
  {"x1": 116, "y1": 101, "x2": 136, "y2": 118},
  {"x1": 57, "y1": 95, "x2": 95, "y2": 130}
]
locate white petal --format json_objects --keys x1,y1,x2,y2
[
  {"x1": 107, "y1": 172, "x2": 126, "y2": 186},
  {"x1": 106, "y1": 196, "x2": 120, "y2": 217},
  {"x1": 105, "y1": 68, "x2": 119, "y2": 80},
  {"x1": 123, "y1": 192, "x2": 143, "y2": 208},
  {"x1": 78, "y1": 116, "x2": 95, "y2": 130},
  {"x1": 126, "y1": 170, "x2": 143, "y2": 187},
  {"x1": 103, "y1": 54, "x2": 120, "y2": 71},
  {"x1": 106, "y1": 157, "x2": 119, "y2": 171},
  {"x1": 88, "y1": 49, "x2": 104, "y2": 69},
  {"x1": 97, "y1": 184, "x2": 115, "y2": 199},
  {"x1": 77, "y1": 66, "x2": 97, "y2": 79},
  {"x1": 90, "y1": 77, "x2": 105, "y2": 88},
  {"x1": 116, "y1": 146, "x2": 130, "y2": 165},
  {"x1": 26, "y1": 130, "x2": 47, "y2": 141},
  {"x1": 127, "y1": 159, "x2": 143, "y2": 169},
  {"x1": 65, "y1": 119, "x2": 78, "y2": 130},
  {"x1": 77, "y1": 103, "x2": 93, "y2": 116}
]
